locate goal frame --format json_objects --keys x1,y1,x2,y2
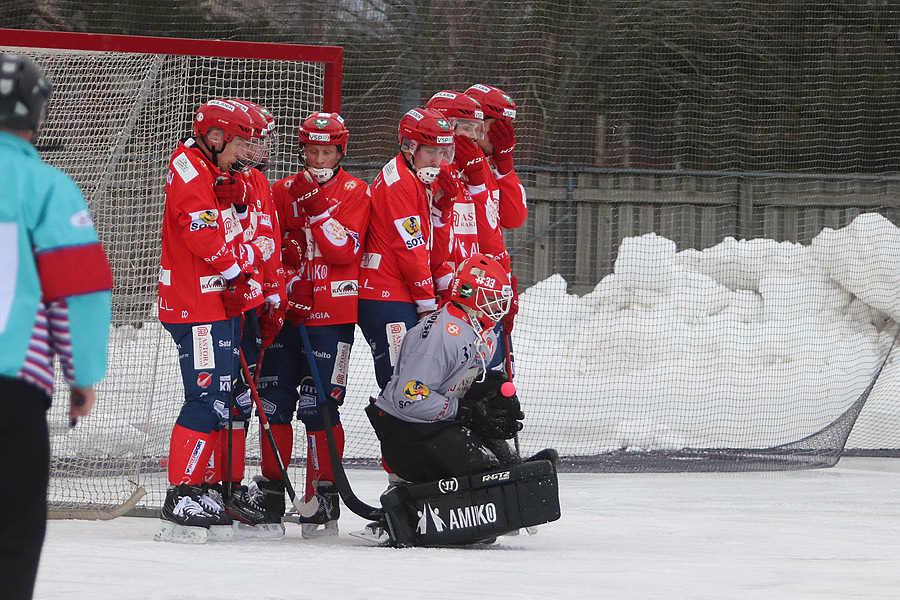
[{"x1": 0, "y1": 28, "x2": 343, "y2": 112}]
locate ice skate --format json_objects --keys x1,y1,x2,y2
[
  {"x1": 227, "y1": 483, "x2": 284, "y2": 540},
  {"x1": 296, "y1": 481, "x2": 340, "y2": 539},
  {"x1": 348, "y1": 520, "x2": 393, "y2": 546},
  {"x1": 197, "y1": 484, "x2": 235, "y2": 542},
  {"x1": 155, "y1": 484, "x2": 213, "y2": 544}
]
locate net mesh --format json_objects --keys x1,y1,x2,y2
[{"x1": 4, "y1": 1, "x2": 900, "y2": 515}]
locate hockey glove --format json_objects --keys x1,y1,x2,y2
[
  {"x1": 289, "y1": 171, "x2": 330, "y2": 217},
  {"x1": 223, "y1": 272, "x2": 255, "y2": 318},
  {"x1": 458, "y1": 372, "x2": 525, "y2": 440},
  {"x1": 258, "y1": 302, "x2": 286, "y2": 349},
  {"x1": 453, "y1": 135, "x2": 488, "y2": 187},
  {"x1": 502, "y1": 274, "x2": 519, "y2": 334},
  {"x1": 488, "y1": 120, "x2": 516, "y2": 175},
  {"x1": 433, "y1": 168, "x2": 459, "y2": 222},
  {"x1": 286, "y1": 278, "x2": 314, "y2": 326},
  {"x1": 281, "y1": 229, "x2": 306, "y2": 270},
  {"x1": 214, "y1": 176, "x2": 254, "y2": 206}
]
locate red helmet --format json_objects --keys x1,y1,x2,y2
[
  {"x1": 449, "y1": 253, "x2": 513, "y2": 326},
  {"x1": 425, "y1": 90, "x2": 484, "y2": 122},
  {"x1": 464, "y1": 84, "x2": 516, "y2": 122},
  {"x1": 299, "y1": 111, "x2": 349, "y2": 153},
  {"x1": 229, "y1": 99, "x2": 275, "y2": 138},
  {"x1": 398, "y1": 108, "x2": 455, "y2": 149},
  {"x1": 193, "y1": 99, "x2": 254, "y2": 143}
]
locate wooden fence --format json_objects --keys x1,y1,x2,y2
[{"x1": 343, "y1": 164, "x2": 900, "y2": 296}]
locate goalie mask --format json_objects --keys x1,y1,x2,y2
[
  {"x1": 425, "y1": 90, "x2": 485, "y2": 140},
  {"x1": 0, "y1": 53, "x2": 53, "y2": 133},
  {"x1": 299, "y1": 111, "x2": 349, "y2": 183},
  {"x1": 398, "y1": 108, "x2": 455, "y2": 184},
  {"x1": 463, "y1": 84, "x2": 517, "y2": 123},
  {"x1": 449, "y1": 253, "x2": 513, "y2": 328}
]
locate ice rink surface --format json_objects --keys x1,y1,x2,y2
[{"x1": 33, "y1": 457, "x2": 900, "y2": 600}]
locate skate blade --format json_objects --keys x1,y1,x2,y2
[
  {"x1": 154, "y1": 521, "x2": 208, "y2": 544},
  {"x1": 233, "y1": 521, "x2": 285, "y2": 540},
  {"x1": 207, "y1": 524, "x2": 235, "y2": 542},
  {"x1": 300, "y1": 520, "x2": 339, "y2": 539},
  {"x1": 525, "y1": 526, "x2": 539, "y2": 535}
]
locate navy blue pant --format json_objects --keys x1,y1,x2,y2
[
  {"x1": 256, "y1": 322, "x2": 354, "y2": 431},
  {"x1": 164, "y1": 317, "x2": 241, "y2": 433},
  {"x1": 357, "y1": 299, "x2": 418, "y2": 389}
]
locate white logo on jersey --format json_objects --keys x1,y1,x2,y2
[
  {"x1": 383, "y1": 159, "x2": 401, "y2": 187},
  {"x1": 172, "y1": 153, "x2": 199, "y2": 184},
  {"x1": 453, "y1": 203, "x2": 477, "y2": 235},
  {"x1": 199, "y1": 275, "x2": 227, "y2": 293},
  {"x1": 330, "y1": 280, "x2": 358, "y2": 297},
  {"x1": 360, "y1": 253, "x2": 382, "y2": 269},
  {"x1": 487, "y1": 189, "x2": 500, "y2": 230}
]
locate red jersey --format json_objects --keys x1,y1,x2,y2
[
  {"x1": 159, "y1": 141, "x2": 250, "y2": 323},
  {"x1": 238, "y1": 168, "x2": 283, "y2": 304},
  {"x1": 359, "y1": 155, "x2": 441, "y2": 313},
  {"x1": 272, "y1": 167, "x2": 370, "y2": 326}
]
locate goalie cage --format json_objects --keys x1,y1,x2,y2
[{"x1": 0, "y1": 28, "x2": 342, "y2": 519}]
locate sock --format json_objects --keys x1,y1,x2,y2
[
  {"x1": 305, "y1": 423, "x2": 344, "y2": 500},
  {"x1": 216, "y1": 426, "x2": 246, "y2": 485},
  {"x1": 260, "y1": 423, "x2": 293, "y2": 481},
  {"x1": 168, "y1": 424, "x2": 215, "y2": 486}
]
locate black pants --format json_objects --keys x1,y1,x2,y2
[
  {"x1": 0, "y1": 377, "x2": 50, "y2": 600},
  {"x1": 366, "y1": 402, "x2": 500, "y2": 483}
]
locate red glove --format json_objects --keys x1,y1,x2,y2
[
  {"x1": 286, "y1": 278, "x2": 314, "y2": 326},
  {"x1": 222, "y1": 263, "x2": 254, "y2": 318},
  {"x1": 433, "y1": 168, "x2": 459, "y2": 222},
  {"x1": 488, "y1": 120, "x2": 516, "y2": 175},
  {"x1": 288, "y1": 171, "x2": 330, "y2": 217},
  {"x1": 453, "y1": 135, "x2": 487, "y2": 186},
  {"x1": 258, "y1": 303, "x2": 286, "y2": 349},
  {"x1": 214, "y1": 176, "x2": 253, "y2": 205},
  {"x1": 502, "y1": 274, "x2": 519, "y2": 334},
  {"x1": 281, "y1": 229, "x2": 306, "y2": 270}
]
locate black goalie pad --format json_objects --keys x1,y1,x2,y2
[{"x1": 380, "y1": 459, "x2": 560, "y2": 547}]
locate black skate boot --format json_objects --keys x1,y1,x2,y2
[
  {"x1": 297, "y1": 481, "x2": 340, "y2": 539},
  {"x1": 227, "y1": 483, "x2": 284, "y2": 540},
  {"x1": 197, "y1": 483, "x2": 235, "y2": 542},
  {"x1": 155, "y1": 484, "x2": 214, "y2": 544},
  {"x1": 251, "y1": 476, "x2": 286, "y2": 522}
]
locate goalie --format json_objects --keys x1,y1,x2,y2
[{"x1": 361, "y1": 253, "x2": 559, "y2": 545}]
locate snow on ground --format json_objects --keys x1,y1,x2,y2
[
  {"x1": 44, "y1": 211, "x2": 900, "y2": 514},
  {"x1": 35, "y1": 458, "x2": 900, "y2": 600}
]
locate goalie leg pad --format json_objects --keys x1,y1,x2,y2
[{"x1": 379, "y1": 459, "x2": 561, "y2": 547}]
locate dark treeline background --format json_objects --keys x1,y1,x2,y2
[{"x1": 5, "y1": 0, "x2": 900, "y2": 173}]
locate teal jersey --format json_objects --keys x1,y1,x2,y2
[{"x1": 0, "y1": 131, "x2": 111, "y2": 387}]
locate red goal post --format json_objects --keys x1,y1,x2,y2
[{"x1": 0, "y1": 29, "x2": 345, "y2": 518}]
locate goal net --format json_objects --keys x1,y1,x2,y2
[
  {"x1": 4, "y1": 16, "x2": 900, "y2": 518},
  {"x1": 1, "y1": 30, "x2": 344, "y2": 517}
]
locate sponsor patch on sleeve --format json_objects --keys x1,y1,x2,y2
[
  {"x1": 394, "y1": 216, "x2": 425, "y2": 250},
  {"x1": 172, "y1": 153, "x2": 200, "y2": 184}
]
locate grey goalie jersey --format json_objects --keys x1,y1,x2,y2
[{"x1": 374, "y1": 304, "x2": 498, "y2": 424}]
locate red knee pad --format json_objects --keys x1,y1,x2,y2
[
  {"x1": 167, "y1": 424, "x2": 215, "y2": 486},
  {"x1": 305, "y1": 423, "x2": 344, "y2": 500}
]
